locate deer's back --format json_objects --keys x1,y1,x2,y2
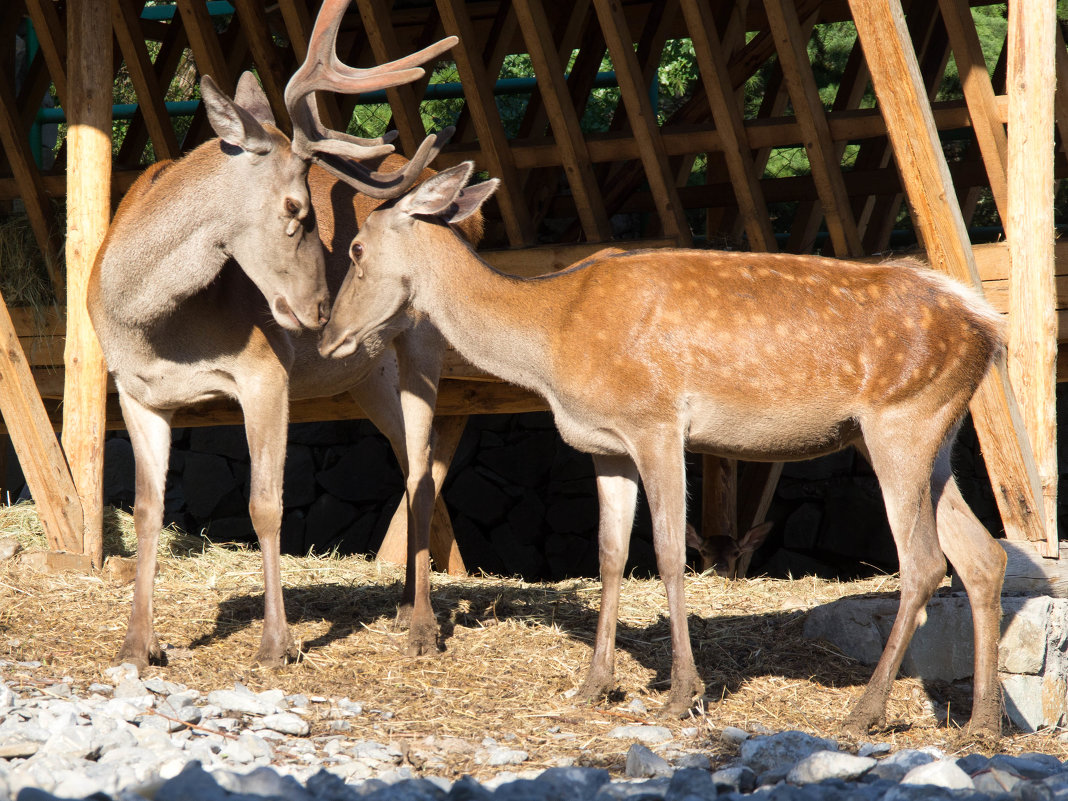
[{"x1": 543, "y1": 250, "x2": 1001, "y2": 436}]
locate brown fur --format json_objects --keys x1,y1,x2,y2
[{"x1": 322, "y1": 164, "x2": 1007, "y2": 736}]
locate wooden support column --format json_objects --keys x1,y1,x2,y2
[
  {"x1": 850, "y1": 0, "x2": 1051, "y2": 554},
  {"x1": 1007, "y1": 0, "x2": 1058, "y2": 555},
  {"x1": 63, "y1": 0, "x2": 111, "y2": 567}
]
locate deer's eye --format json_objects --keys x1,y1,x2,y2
[
  {"x1": 350, "y1": 242, "x2": 364, "y2": 261},
  {"x1": 284, "y1": 197, "x2": 301, "y2": 217}
]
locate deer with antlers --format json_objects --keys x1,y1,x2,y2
[
  {"x1": 89, "y1": 0, "x2": 464, "y2": 670},
  {"x1": 318, "y1": 163, "x2": 1008, "y2": 737}
]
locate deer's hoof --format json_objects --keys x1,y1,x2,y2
[
  {"x1": 403, "y1": 621, "x2": 441, "y2": 656},
  {"x1": 394, "y1": 603, "x2": 415, "y2": 630}
]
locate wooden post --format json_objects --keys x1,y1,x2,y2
[
  {"x1": 850, "y1": 0, "x2": 1051, "y2": 554},
  {"x1": 1007, "y1": 0, "x2": 1058, "y2": 555},
  {"x1": 0, "y1": 292, "x2": 83, "y2": 553},
  {"x1": 63, "y1": 0, "x2": 111, "y2": 567}
]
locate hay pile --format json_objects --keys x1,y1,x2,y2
[{"x1": 0, "y1": 502, "x2": 1062, "y2": 778}]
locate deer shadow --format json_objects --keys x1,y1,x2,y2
[{"x1": 185, "y1": 573, "x2": 996, "y2": 724}]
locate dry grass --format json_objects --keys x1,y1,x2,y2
[{"x1": 0, "y1": 501, "x2": 1063, "y2": 778}]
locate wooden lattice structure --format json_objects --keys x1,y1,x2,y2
[{"x1": 0, "y1": 0, "x2": 1060, "y2": 572}]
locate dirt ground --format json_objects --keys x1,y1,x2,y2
[{"x1": 0, "y1": 503, "x2": 1063, "y2": 779}]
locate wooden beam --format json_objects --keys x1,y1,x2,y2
[
  {"x1": 591, "y1": 0, "x2": 691, "y2": 245},
  {"x1": 938, "y1": 0, "x2": 1009, "y2": 219},
  {"x1": 436, "y1": 0, "x2": 534, "y2": 246},
  {"x1": 231, "y1": 0, "x2": 291, "y2": 129},
  {"x1": 177, "y1": 0, "x2": 235, "y2": 93},
  {"x1": 681, "y1": 0, "x2": 776, "y2": 252},
  {"x1": 514, "y1": 0, "x2": 612, "y2": 242},
  {"x1": 0, "y1": 58, "x2": 63, "y2": 296},
  {"x1": 850, "y1": 0, "x2": 1051, "y2": 554},
  {"x1": 765, "y1": 0, "x2": 862, "y2": 256},
  {"x1": 1007, "y1": 0, "x2": 1058, "y2": 555},
  {"x1": 111, "y1": 0, "x2": 180, "y2": 161},
  {"x1": 63, "y1": 0, "x2": 112, "y2": 566},
  {"x1": 356, "y1": 0, "x2": 429, "y2": 156},
  {"x1": 0, "y1": 289, "x2": 83, "y2": 553},
  {"x1": 23, "y1": 0, "x2": 68, "y2": 105}
]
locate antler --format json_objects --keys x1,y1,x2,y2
[{"x1": 285, "y1": 0, "x2": 457, "y2": 196}]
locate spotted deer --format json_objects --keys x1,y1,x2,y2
[
  {"x1": 89, "y1": 0, "x2": 462, "y2": 670},
  {"x1": 318, "y1": 163, "x2": 1007, "y2": 736}
]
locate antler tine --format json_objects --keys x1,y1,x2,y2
[
  {"x1": 311, "y1": 126, "x2": 455, "y2": 200},
  {"x1": 285, "y1": 0, "x2": 457, "y2": 161}
]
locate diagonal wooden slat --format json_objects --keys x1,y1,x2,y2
[
  {"x1": 0, "y1": 59, "x2": 62, "y2": 294},
  {"x1": 858, "y1": 0, "x2": 948, "y2": 253},
  {"x1": 232, "y1": 0, "x2": 291, "y2": 129},
  {"x1": 112, "y1": 0, "x2": 180, "y2": 161},
  {"x1": 117, "y1": 18, "x2": 191, "y2": 163},
  {"x1": 788, "y1": 27, "x2": 870, "y2": 255},
  {"x1": 436, "y1": 0, "x2": 534, "y2": 246},
  {"x1": 178, "y1": 0, "x2": 236, "y2": 93},
  {"x1": 681, "y1": 0, "x2": 776, "y2": 253},
  {"x1": 514, "y1": 0, "x2": 612, "y2": 242},
  {"x1": 591, "y1": 0, "x2": 691, "y2": 245},
  {"x1": 764, "y1": 0, "x2": 862, "y2": 257},
  {"x1": 356, "y1": 0, "x2": 429, "y2": 157},
  {"x1": 850, "y1": 0, "x2": 1050, "y2": 554},
  {"x1": 23, "y1": 0, "x2": 68, "y2": 105},
  {"x1": 938, "y1": 0, "x2": 1009, "y2": 220},
  {"x1": 278, "y1": 0, "x2": 346, "y2": 133}
]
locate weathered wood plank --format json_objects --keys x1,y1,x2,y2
[
  {"x1": 591, "y1": 0, "x2": 692, "y2": 245},
  {"x1": 111, "y1": 0, "x2": 180, "y2": 161},
  {"x1": 0, "y1": 290, "x2": 83, "y2": 553},
  {"x1": 850, "y1": 0, "x2": 1050, "y2": 554},
  {"x1": 435, "y1": 0, "x2": 534, "y2": 246},
  {"x1": 938, "y1": 0, "x2": 1009, "y2": 219},
  {"x1": 1006, "y1": 0, "x2": 1058, "y2": 555},
  {"x1": 765, "y1": 0, "x2": 861, "y2": 256},
  {"x1": 63, "y1": 0, "x2": 112, "y2": 566},
  {"x1": 681, "y1": 0, "x2": 776, "y2": 252},
  {"x1": 23, "y1": 0, "x2": 68, "y2": 104},
  {"x1": 514, "y1": 0, "x2": 612, "y2": 242}
]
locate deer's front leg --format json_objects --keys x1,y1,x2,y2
[
  {"x1": 575, "y1": 454, "x2": 639, "y2": 702},
  {"x1": 394, "y1": 324, "x2": 445, "y2": 655},
  {"x1": 115, "y1": 392, "x2": 173, "y2": 673},
  {"x1": 242, "y1": 375, "x2": 296, "y2": 667}
]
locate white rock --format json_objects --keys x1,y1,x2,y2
[
  {"x1": 625, "y1": 743, "x2": 673, "y2": 778},
  {"x1": 481, "y1": 746, "x2": 529, "y2": 767},
  {"x1": 0, "y1": 682, "x2": 16, "y2": 711},
  {"x1": 0, "y1": 538, "x2": 20, "y2": 561},
  {"x1": 206, "y1": 689, "x2": 279, "y2": 717},
  {"x1": 261, "y1": 712, "x2": 310, "y2": 737},
  {"x1": 901, "y1": 759, "x2": 975, "y2": 790},
  {"x1": 720, "y1": 726, "x2": 750, "y2": 745},
  {"x1": 105, "y1": 663, "x2": 141, "y2": 683},
  {"x1": 606, "y1": 725, "x2": 673, "y2": 744},
  {"x1": 787, "y1": 751, "x2": 877, "y2": 784},
  {"x1": 739, "y1": 731, "x2": 839, "y2": 776}
]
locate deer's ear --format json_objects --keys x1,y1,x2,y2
[
  {"x1": 444, "y1": 178, "x2": 499, "y2": 223},
  {"x1": 398, "y1": 162, "x2": 475, "y2": 218},
  {"x1": 234, "y1": 71, "x2": 276, "y2": 127},
  {"x1": 738, "y1": 521, "x2": 774, "y2": 554},
  {"x1": 201, "y1": 75, "x2": 273, "y2": 155}
]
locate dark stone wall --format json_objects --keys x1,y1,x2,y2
[{"x1": 5, "y1": 388, "x2": 1025, "y2": 581}]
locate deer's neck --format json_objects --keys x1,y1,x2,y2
[
  {"x1": 93, "y1": 145, "x2": 244, "y2": 327},
  {"x1": 411, "y1": 229, "x2": 557, "y2": 395}
]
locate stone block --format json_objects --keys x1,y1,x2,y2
[{"x1": 803, "y1": 595, "x2": 1068, "y2": 731}]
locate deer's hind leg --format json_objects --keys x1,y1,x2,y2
[
  {"x1": 845, "y1": 413, "x2": 949, "y2": 736},
  {"x1": 115, "y1": 391, "x2": 173, "y2": 673},
  {"x1": 240, "y1": 371, "x2": 297, "y2": 667},
  {"x1": 931, "y1": 440, "x2": 1005, "y2": 737},
  {"x1": 636, "y1": 434, "x2": 704, "y2": 717}
]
